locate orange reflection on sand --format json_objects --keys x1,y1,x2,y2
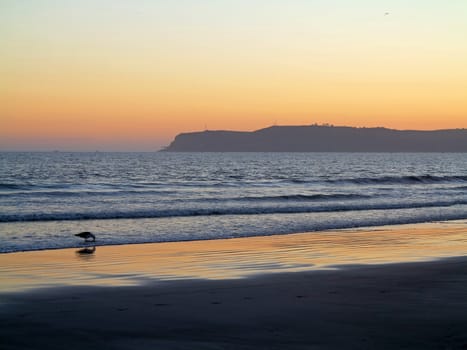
[{"x1": 0, "y1": 221, "x2": 466, "y2": 292}]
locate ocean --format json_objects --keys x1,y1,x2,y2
[{"x1": 1, "y1": 152, "x2": 466, "y2": 253}]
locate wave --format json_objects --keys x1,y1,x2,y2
[
  {"x1": 2, "y1": 199, "x2": 467, "y2": 222},
  {"x1": 0, "y1": 189, "x2": 370, "y2": 201},
  {"x1": 327, "y1": 175, "x2": 467, "y2": 185},
  {"x1": 168, "y1": 193, "x2": 373, "y2": 204},
  {"x1": 2, "y1": 210, "x2": 467, "y2": 254},
  {"x1": 0, "y1": 183, "x2": 31, "y2": 190},
  {"x1": 231, "y1": 193, "x2": 372, "y2": 201},
  {"x1": 0, "y1": 183, "x2": 253, "y2": 197},
  {"x1": 0, "y1": 183, "x2": 159, "y2": 191},
  {"x1": 0, "y1": 189, "x2": 177, "y2": 198},
  {"x1": 2, "y1": 174, "x2": 466, "y2": 194}
]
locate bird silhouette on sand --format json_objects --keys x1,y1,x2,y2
[{"x1": 74, "y1": 231, "x2": 96, "y2": 242}]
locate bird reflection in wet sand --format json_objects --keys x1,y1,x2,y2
[{"x1": 76, "y1": 246, "x2": 96, "y2": 260}]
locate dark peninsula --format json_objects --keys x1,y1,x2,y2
[{"x1": 163, "y1": 125, "x2": 467, "y2": 152}]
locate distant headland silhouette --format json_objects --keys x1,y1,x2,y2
[{"x1": 162, "y1": 124, "x2": 467, "y2": 152}]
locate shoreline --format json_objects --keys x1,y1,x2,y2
[
  {"x1": 2, "y1": 221, "x2": 467, "y2": 349},
  {"x1": 2, "y1": 218, "x2": 467, "y2": 255},
  {"x1": 1, "y1": 220, "x2": 467, "y2": 293},
  {"x1": 3, "y1": 212, "x2": 467, "y2": 254}
]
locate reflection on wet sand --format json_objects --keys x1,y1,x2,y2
[
  {"x1": 75, "y1": 246, "x2": 96, "y2": 260},
  {"x1": 0, "y1": 221, "x2": 466, "y2": 292}
]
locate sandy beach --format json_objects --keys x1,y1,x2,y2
[{"x1": 1, "y1": 222, "x2": 467, "y2": 349}]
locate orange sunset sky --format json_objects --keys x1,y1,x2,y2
[{"x1": 1, "y1": 1, "x2": 466, "y2": 150}]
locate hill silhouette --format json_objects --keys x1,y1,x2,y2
[{"x1": 163, "y1": 125, "x2": 467, "y2": 152}]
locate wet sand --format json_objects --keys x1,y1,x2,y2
[{"x1": 1, "y1": 222, "x2": 467, "y2": 349}]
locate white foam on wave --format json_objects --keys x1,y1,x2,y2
[{"x1": 1, "y1": 205, "x2": 467, "y2": 254}]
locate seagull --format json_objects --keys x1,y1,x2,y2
[
  {"x1": 385, "y1": 12, "x2": 390, "y2": 15},
  {"x1": 75, "y1": 231, "x2": 96, "y2": 242}
]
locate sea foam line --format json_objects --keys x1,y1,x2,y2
[
  {"x1": 1, "y1": 199, "x2": 467, "y2": 222},
  {"x1": 1, "y1": 210, "x2": 467, "y2": 254}
]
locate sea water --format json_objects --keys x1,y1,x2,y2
[{"x1": 0, "y1": 152, "x2": 466, "y2": 253}]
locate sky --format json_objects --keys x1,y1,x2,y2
[{"x1": 1, "y1": 0, "x2": 466, "y2": 151}]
